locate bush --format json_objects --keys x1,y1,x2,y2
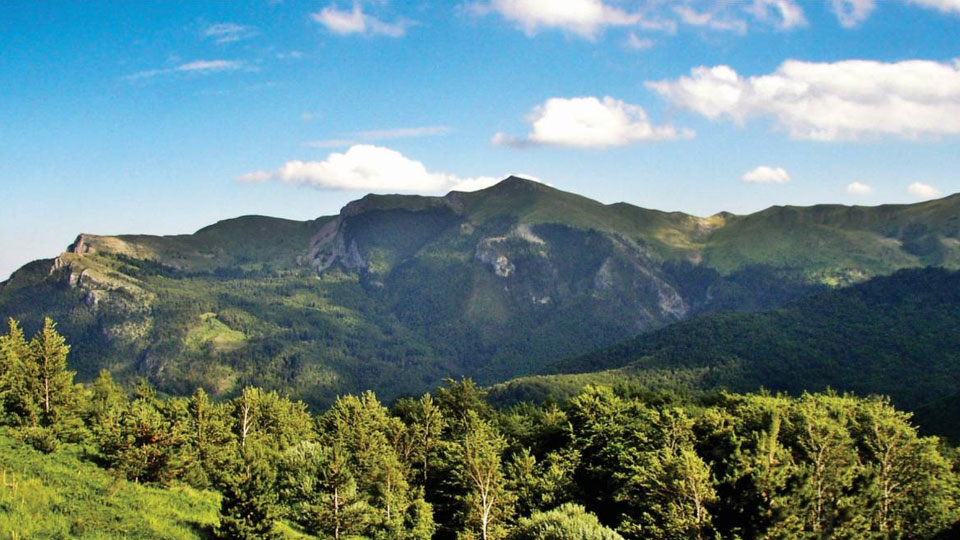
[
  {"x1": 508, "y1": 504, "x2": 623, "y2": 540},
  {"x1": 16, "y1": 426, "x2": 60, "y2": 454}
]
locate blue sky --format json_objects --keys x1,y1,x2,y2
[{"x1": 2, "y1": 0, "x2": 960, "y2": 279}]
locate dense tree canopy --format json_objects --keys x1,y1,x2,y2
[{"x1": 0, "y1": 317, "x2": 957, "y2": 539}]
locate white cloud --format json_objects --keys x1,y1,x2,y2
[
  {"x1": 649, "y1": 58, "x2": 960, "y2": 141},
  {"x1": 742, "y1": 166, "x2": 790, "y2": 184},
  {"x1": 745, "y1": 0, "x2": 807, "y2": 30},
  {"x1": 312, "y1": 4, "x2": 408, "y2": 37},
  {"x1": 624, "y1": 33, "x2": 654, "y2": 50},
  {"x1": 302, "y1": 126, "x2": 450, "y2": 150},
  {"x1": 674, "y1": 6, "x2": 747, "y2": 33},
  {"x1": 909, "y1": 0, "x2": 960, "y2": 14},
  {"x1": 907, "y1": 182, "x2": 942, "y2": 199},
  {"x1": 238, "y1": 144, "x2": 501, "y2": 193},
  {"x1": 846, "y1": 181, "x2": 873, "y2": 194},
  {"x1": 829, "y1": 0, "x2": 876, "y2": 27},
  {"x1": 493, "y1": 96, "x2": 692, "y2": 148},
  {"x1": 203, "y1": 23, "x2": 258, "y2": 44},
  {"x1": 353, "y1": 126, "x2": 451, "y2": 139},
  {"x1": 828, "y1": 0, "x2": 960, "y2": 26},
  {"x1": 475, "y1": 0, "x2": 640, "y2": 38},
  {"x1": 125, "y1": 59, "x2": 248, "y2": 80}
]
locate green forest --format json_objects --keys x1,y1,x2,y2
[{"x1": 1, "y1": 317, "x2": 957, "y2": 539}]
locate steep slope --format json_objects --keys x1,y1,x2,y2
[
  {"x1": 1, "y1": 177, "x2": 957, "y2": 407},
  {"x1": 492, "y1": 268, "x2": 960, "y2": 437}
]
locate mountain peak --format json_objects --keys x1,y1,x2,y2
[{"x1": 484, "y1": 175, "x2": 550, "y2": 193}]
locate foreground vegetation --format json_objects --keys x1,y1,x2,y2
[
  {"x1": 0, "y1": 428, "x2": 218, "y2": 539},
  {"x1": 1, "y1": 317, "x2": 958, "y2": 539}
]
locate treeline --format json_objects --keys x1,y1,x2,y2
[{"x1": 1, "y1": 318, "x2": 958, "y2": 539}]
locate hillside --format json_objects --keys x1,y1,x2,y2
[
  {"x1": 0, "y1": 428, "x2": 220, "y2": 539},
  {"x1": 1, "y1": 177, "x2": 958, "y2": 407},
  {"x1": 491, "y1": 268, "x2": 960, "y2": 436}
]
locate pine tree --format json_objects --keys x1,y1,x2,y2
[
  {"x1": 216, "y1": 441, "x2": 282, "y2": 540},
  {"x1": 182, "y1": 387, "x2": 235, "y2": 488},
  {"x1": 280, "y1": 440, "x2": 374, "y2": 540},
  {"x1": 0, "y1": 318, "x2": 32, "y2": 422},
  {"x1": 411, "y1": 392, "x2": 444, "y2": 489},
  {"x1": 27, "y1": 318, "x2": 78, "y2": 427},
  {"x1": 102, "y1": 387, "x2": 186, "y2": 484}
]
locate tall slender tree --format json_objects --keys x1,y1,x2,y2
[{"x1": 459, "y1": 410, "x2": 512, "y2": 540}]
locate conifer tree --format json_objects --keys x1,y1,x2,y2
[
  {"x1": 280, "y1": 440, "x2": 374, "y2": 540},
  {"x1": 183, "y1": 387, "x2": 235, "y2": 488},
  {"x1": 0, "y1": 318, "x2": 32, "y2": 422},
  {"x1": 216, "y1": 441, "x2": 282, "y2": 540},
  {"x1": 29, "y1": 317, "x2": 76, "y2": 425}
]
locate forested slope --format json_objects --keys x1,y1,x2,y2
[
  {"x1": 494, "y1": 268, "x2": 960, "y2": 438},
  {"x1": 1, "y1": 178, "x2": 957, "y2": 407}
]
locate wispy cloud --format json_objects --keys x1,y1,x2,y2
[
  {"x1": 353, "y1": 125, "x2": 451, "y2": 139},
  {"x1": 907, "y1": 182, "x2": 942, "y2": 199},
  {"x1": 203, "y1": 22, "x2": 258, "y2": 44},
  {"x1": 624, "y1": 33, "x2": 654, "y2": 50},
  {"x1": 846, "y1": 181, "x2": 873, "y2": 194},
  {"x1": 312, "y1": 4, "x2": 409, "y2": 37},
  {"x1": 303, "y1": 125, "x2": 452, "y2": 148},
  {"x1": 125, "y1": 59, "x2": 250, "y2": 80}
]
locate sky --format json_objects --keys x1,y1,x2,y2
[{"x1": 1, "y1": 0, "x2": 960, "y2": 280}]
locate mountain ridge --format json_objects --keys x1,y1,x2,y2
[{"x1": 1, "y1": 176, "x2": 958, "y2": 407}]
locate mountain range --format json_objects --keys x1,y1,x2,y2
[{"x1": 1, "y1": 176, "x2": 958, "y2": 409}]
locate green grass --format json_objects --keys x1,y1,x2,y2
[
  {"x1": 184, "y1": 313, "x2": 246, "y2": 353},
  {"x1": 0, "y1": 428, "x2": 219, "y2": 540}
]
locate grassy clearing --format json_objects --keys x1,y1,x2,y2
[{"x1": 0, "y1": 429, "x2": 219, "y2": 540}]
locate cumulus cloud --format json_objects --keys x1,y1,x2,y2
[
  {"x1": 238, "y1": 144, "x2": 502, "y2": 193},
  {"x1": 648, "y1": 58, "x2": 960, "y2": 141},
  {"x1": 846, "y1": 181, "x2": 873, "y2": 194},
  {"x1": 473, "y1": 0, "x2": 640, "y2": 38},
  {"x1": 312, "y1": 4, "x2": 408, "y2": 37},
  {"x1": 907, "y1": 182, "x2": 942, "y2": 199},
  {"x1": 493, "y1": 96, "x2": 692, "y2": 149},
  {"x1": 475, "y1": 0, "x2": 814, "y2": 39},
  {"x1": 125, "y1": 59, "x2": 249, "y2": 80},
  {"x1": 742, "y1": 166, "x2": 790, "y2": 184},
  {"x1": 203, "y1": 23, "x2": 258, "y2": 44}
]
